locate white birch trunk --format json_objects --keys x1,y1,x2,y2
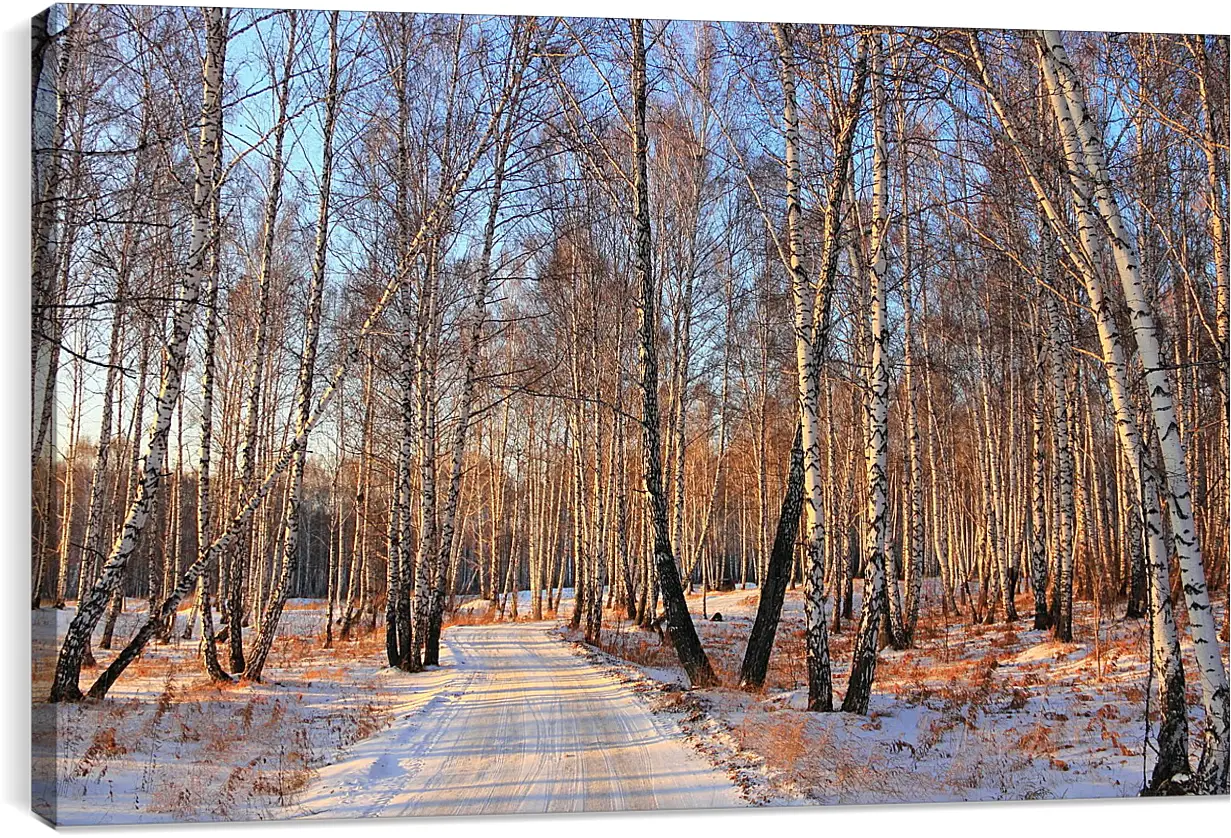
[
  {"x1": 49, "y1": 5, "x2": 228, "y2": 702},
  {"x1": 772, "y1": 21, "x2": 832, "y2": 710},
  {"x1": 1042, "y1": 32, "x2": 1228, "y2": 791},
  {"x1": 844, "y1": 35, "x2": 890, "y2": 714}
]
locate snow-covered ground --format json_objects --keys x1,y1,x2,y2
[
  {"x1": 33, "y1": 596, "x2": 741, "y2": 825},
  {"x1": 33, "y1": 601, "x2": 407, "y2": 825},
  {"x1": 295, "y1": 622, "x2": 741, "y2": 818},
  {"x1": 33, "y1": 583, "x2": 1228, "y2": 825},
  {"x1": 582, "y1": 583, "x2": 1230, "y2": 804}
]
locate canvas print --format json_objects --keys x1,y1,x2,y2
[{"x1": 30, "y1": 1, "x2": 1230, "y2": 825}]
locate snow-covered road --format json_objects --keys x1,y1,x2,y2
[{"x1": 296, "y1": 622, "x2": 743, "y2": 818}]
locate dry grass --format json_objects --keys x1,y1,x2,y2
[
  {"x1": 38, "y1": 603, "x2": 406, "y2": 824},
  {"x1": 593, "y1": 623, "x2": 676, "y2": 670},
  {"x1": 580, "y1": 585, "x2": 1229, "y2": 805},
  {"x1": 736, "y1": 709, "x2": 808, "y2": 778},
  {"x1": 54, "y1": 673, "x2": 395, "y2": 822},
  {"x1": 443, "y1": 605, "x2": 502, "y2": 628}
]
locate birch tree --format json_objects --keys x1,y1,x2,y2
[
  {"x1": 1042, "y1": 30, "x2": 1228, "y2": 793},
  {"x1": 50, "y1": 4, "x2": 229, "y2": 703},
  {"x1": 843, "y1": 33, "x2": 891, "y2": 715}
]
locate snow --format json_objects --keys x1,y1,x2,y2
[
  {"x1": 33, "y1": 581, "x2": 1228, "y2": 824},
  {"x1": 33, "y1": 601, "x2": 408, "y2": 825},
  {"x1": 581, "y1": 583, "x2": 1229, "y2": 805},
  {"x1": 294, "y1": 622, "x2": 743, "y2": 818},
  {"x1": 34, "y1": 599, "x2": 742, "y2": 825}
]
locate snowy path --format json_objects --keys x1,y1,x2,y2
[{"x1": 296, "y1": 623, "x2": 743, "y2": 818}]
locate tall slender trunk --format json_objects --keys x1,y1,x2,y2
[
  {"x1": 977, "y1": 327, "x2": 1016, "y2": 624},
  {"x1": 630, "y1": 18, "x2": 715, "y2": 688},
  {"x1": 54, "y1": 348, "x2": 82, "y2": 610},
  {"x1": 196, "y1": 178, "x2": 229, "y2": 682},
  {"x1": 1029, "y1": 321, "x2": 1051, "y2": 631},
  {"x1": 49, "y1": 6, "x2": 228, "y2": 703},
  {"x1": 844, "y1": 34, "x2": 891, "y2": 715},
  {"x1": 245, "y1": 11, "x2": 338, "y2": 683},
  {"x1": 899, "y1": 144, "x2": 924, "y2": 646},
  {"x1": 774, "y1": 22, "x2": 840, "y2": 711},
  {"x1": 1043, "y1": 32, "x2": 1228, "y2": 792}
]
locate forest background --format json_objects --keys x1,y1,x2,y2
[{"x1": 9, "y1": 0, "x2": 1231, "y2": 835}]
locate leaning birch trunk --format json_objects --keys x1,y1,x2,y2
[
  {"x1": 244, "y1": 11, "x2": 339, "y2": 683},
  {"x1": 740, "y1": 425, "x2": 804, "y2": 688},
  {"x1": 48, "y1": 5, "x2": 228, "y2": 703},
  {"x1": 969, "y1": 35, "x2": 1192, "y2": 790},
  {"x1": 629, "y1": 18, "x2": 715, "y2": 688},
  {"x1": 1042, "y1": 31, "x2": 1229, "y2": 793}
]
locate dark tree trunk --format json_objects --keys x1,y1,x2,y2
[
  {"x1": 740, "y1": 425, "x2": 803, "y2": 689},
  {"x1": 629, "y1": 18, "x2": 715, "y2": 689}
]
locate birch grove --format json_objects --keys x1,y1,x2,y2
[{"x1": 32, "y1": 7, "x2": 1229, "y2": 796}]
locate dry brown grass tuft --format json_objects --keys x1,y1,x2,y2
[
  {"x1": 251, "y1": 728, "x2": 316, "y2": 806},
  {"x1": 443, "y1": 604, "x2": 501, "y2": 628},
  {"x1": 595, "y1": 627, "x2": 676, "y2": 670},
  {"x1": 1016, "y1": 721, "x2": 1053, "y2": 756},
  {"x1": 765, "y1": 627, "x2": 808, "y2": 691},
  {"x1": 76, "y1": 726, "x2": 126, "y2": 777},
  {"x1": 737, "y1": 710, "x2": 809, "y2": 778}
]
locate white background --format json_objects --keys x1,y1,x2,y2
[{"x1": 2, "y1": 0, "x2": 1228, "y2": 834}]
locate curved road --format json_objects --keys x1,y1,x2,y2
[{"x1": 298, "y1": 623, "x2": 742, "y2": 818}]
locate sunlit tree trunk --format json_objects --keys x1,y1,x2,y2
[
  {"x1": 771, "y1": 21, "x2": 846, "y2": 710},
  {"x1": 227, "y1": 11, "x2": 299, "y2": 674},
  {"x1": 1043, "y1": 32, "x2": 1228, "y2": 791},
  {"x1": 196, "y1": 179, "x2": 230, "y2": 682},
  {"x1": 245, "y1": 10, "x2": 338, "y2": 683},
  {"x1": 630, "y1": 18, "x2": 715, "y2": 688},
  {"x1": 49, "y1": 5, "x2": 229, "y2": 703},
  {"x1": 844, "y1": 34, "x2": 891, "y2": 715}
]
